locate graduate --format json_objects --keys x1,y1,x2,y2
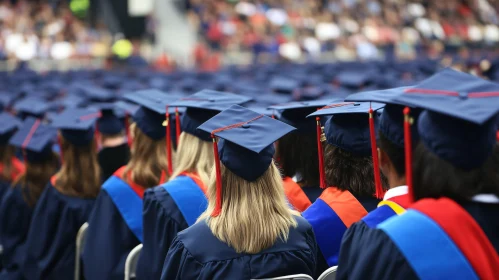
[
  {"x1": 0, "y1": 118, "x2": 59, "y2": 279},
  {"x1": 339, "y1": 69, "x2": 499, "y2": 279},
  {"x1": 94, "y1": 104, "x2": 131, "y2": 181},
  {"x1": 161, "y1": 105, "x2": 318, "y2": 280},
  {"x1": 0, "y1": 113, "x2": 24, "y2": 203},
  {"x1": 301, "y1": 102, "x2": 387, "y2": 271},
  {"x1": 336, "y1": 88, "x2": 421, "y2": 277},
  {"x1": 22, "y1": 108, "x2": 101, "y2": 280},
  {"x1": 269, "y1": 100, "x2": 340, "y2": 212},
  {"x1": 82, "y1": 90, "x2": 172, "y2": 280},
  {"x1": 136, "y1": 89, "x2": 251, "y2": 280}
]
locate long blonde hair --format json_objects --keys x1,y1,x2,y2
[
  {"x1": 54, "y1": 135, "x2": 101, "y2": 198},
  {"x1": 0, "y1": 145, "x2": 16, "y2": 181},
  {"x1": 170, "y1": 132, "x2": 213, "y2": 186},
  {"x1": 198, "y1": 162, "x2": 299, "y2": 254},
  {"x1": 13, "y1": 152, "x2": 59, "y2": 207},
  {"x1": 123, "y1": 123, "x2": 168, "y2": 188}
]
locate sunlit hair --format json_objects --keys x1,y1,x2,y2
[
  {"x1": 198, "y1": 162, "x2": 299, "y2": 254},
  {"x1": 123, "y1": 123, "x2": 168, "y2": 188},
  {"x1": 54, "y1": 134, "x2": 101, "y2": 198},
  {"x1": 12, "y1": 152, "x2": 59, "y2": 207},
  {"x1": 170, "y1": 132, "x2": 213, "y2": 186},
  {"x1": 324, "y1": 143, "x2": 388, "y2": 197},
  {"x1": 0, "y1": 145, "x2": 15, "y2": 181}
]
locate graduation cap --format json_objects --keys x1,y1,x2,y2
[
  {"x1": 0, "y1": 112, "x2": 22, "y2": 144},
  {"x1": 50, "y1": 108, "x2": 101, "y2": 146},
  {"x1": 0, "y1": 92, "x2": 16, "y2": 111},
  {"x1": 335, "y1": 71, "x2": 373, "y2": 89},
  {"x1": 308, "y1": 102, "x2": 385, "y2": 196},
  {"x1": 84, "y1": 87, "x2": 115, "y2": 102},
  {"x1": 14, "y1": 97, "x2": 51, "y2": 119},
  {"x1": 393, "y1": 68, "x2": 499, "y2": 171},
  {"x1": 269, "y1": 99, "x2": 342, "y2": 133},
  {"x1": 198, "y1": 105, "x2": 296, "y2": 216},
  {"x1": 170, "y1": 90, "x2": 252, "y2": 141},
  {"x1": 269, "y1": 77, "x2": 300, "y2": 94},
  {"x1": 9, "y1": 117, "x2": 57, "y2": 162},
  {"x1": 90, "y1": 103, "x2": 125, "y2": 135}
]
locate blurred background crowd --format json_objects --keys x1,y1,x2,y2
[{"x1": 0, "y1": 0, "x2": 499, "y2": 71}]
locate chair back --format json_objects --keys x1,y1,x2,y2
[
  {"x1": 318, "y1": 266, "x2": 338, "y2": 280},
  {"x1": 251, "y1": 274, "x2": 314, "y2": 280},
  {"x1": 74, "y1": 222, "x2": 89, "y2": 280},
  {"x1": 124, "y1": 244, "x2": 143, "y2": 280}
]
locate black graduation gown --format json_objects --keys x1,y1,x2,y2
[
  {"x1": 135, "y1": 186, "x2": 190, "y2": 280},
  {"x1": 0, "y1": 185, "x2": 35, "y2": 279},
  {"x1": 82, "y1": 189, "x2": 140, "y2": 280},
  {"x1": 160, "y1": 216, "x2": 319, "y2": 280},
  {"x1": 21, "y1": 183, "x2": 95, "y2": 280},
  {"x1": 336, "y1": 200, "x2": 499, "y2": 280},
  {"x1": 98, "y1": 143, "x2": 130, "y2": 181}
]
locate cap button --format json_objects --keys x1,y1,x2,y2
[
  {"x1": 242, "y1": 124, "x2": 250, "y2": 129},
  {"x1": 459, "y1": 92, "x2": 468, "y2": 100}
]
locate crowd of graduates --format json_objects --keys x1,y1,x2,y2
[{"x1": 0, "y1": 57, "x2": 497, "y2": 280}]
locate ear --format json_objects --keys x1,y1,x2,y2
[{"x1": 378, "y1": 147, "x2": 390, "y2": 174}]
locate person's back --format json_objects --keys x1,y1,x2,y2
[
  {"x1": 0, "y1": 118, "x2": 59, "y2": 279},
  {"x1": 0, "y1": 113, "x2": 24, "y2": 204},
  {"x1": 22, "y1": 109, "x2": 101, "y2": 280},
  {"x1": 161, "y1": 105, "x2": 318, "y2": 280}
]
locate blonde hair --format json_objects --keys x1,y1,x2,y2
[
  {"x1": 0, "y1": 145, "x2": 15, "y2": 181},
  {"x1": 123, "y1": 123, "x2": 168, "y2": 188},
  {"x1": 198, "y1": 162, "x2": 299, "y2": 254},
  {"x1": 55, "y1": 135, "x2": 101, "y2": 198},
  {"x1": 170, "y1": 132, "x2": 213, "y2": 186},
  {"x1": 13, "y1": 152, "x2": 59, "y2": 207}
]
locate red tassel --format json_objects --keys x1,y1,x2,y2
[
  {"x1": 211, "y1": 135, "x2": 222, "y2": 217},
  {"x1": 95, "y1": 122, "x2": 100, "y2": 150},
  {"x1": 175, "y1": 107, "x2": 181, "y2": 146},
  {"x1": 404, "y1": 107, "x2": 414, "y2": 202},
  {"x1": 316, "y1": 117, "x2": 326, "y2": 189},
  {"x1": 125, "y1": 112, "x2": 132, "y2": 147},
  {"x1": 165, "y1": 107, "x2": 173, "y2": 175},
  {"x1": 57, "y1": 135, "x2": 64, "y2": 164},
  {"x1": 369, "y1": 108, "x2": 384, "y2": 199},
  {"x1": 160, "y1": 170, "x2": 166, "y2": 184}
]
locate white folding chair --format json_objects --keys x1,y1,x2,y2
[
  {"x1": 317, "y1": 266, "x2": 338, "y2": 280},
  {"x1": 74, "y1": 222, "x2": 89, "y2": 280},
  {"x1": 124, "y1": 244, "x2": 143, "y2": 280},
  {"x1": 252, "y1": 274, "x2": 314, "y2": 280}
]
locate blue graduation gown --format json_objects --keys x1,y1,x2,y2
[
  {"x1": 161, "y1": 216, "x2": 318, "y2": 280},
  {"x1": 136, "y1": 174, "x2": 208, "y2": 280},
  {"x1": 82, "y1": 177, "x2": 142, "y2": 280},
  {"x1": 0, "y1": 185, "x2": 35, "y2": 279},
  {"x1": 336, "y1": 199, "x2": 499, "y2": 280},
  {"x1": 21, "y1": 183, "x2": 95, "y2": 280}
]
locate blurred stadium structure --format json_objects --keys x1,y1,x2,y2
[{"x1": 0, "y1": 0, "x2": 499, "y2": 71}]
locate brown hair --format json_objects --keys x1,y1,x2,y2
[
  {"x1": 412, "y1": 143, "x2": 499, "y2": 201},
  {"x1": 13, "y1": 152, "x2": 60, "y2": 207},
  {"x1": 0, "y1": 145, "x2": 15, "y2": 181},
  {"x1": 276, "y1": 132, "x2": 319, "y2": 186},
  {"x1": 123, "y1": 123, "x2": 168, "y2": 189},
  {"x1": 324, "y1": 143, "x2": 388, "y2": 197},
  {"x1": 54, "y1": 135, "x2": 101, "y2": 198}
]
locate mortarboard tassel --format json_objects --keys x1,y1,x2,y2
[
  {"x1": 175, "y1": 107, "x2": 181, "y2": 146},
  {"x1": 369, "y1": 108, "x2": 384, "y2": 199},
  {"x1": 211, "y1": 135, "x2": 222, "y2": 217},
  {"x1": 95, "y1": 121, "x2": 100, "y2": 150},
  {"x1": 403, "y1": 107, "x2": 414, "y2": 201},
  {"x1": 57, "y1": 134, "x2": 64, "y2": 164},
  {"x1": 316, "y1": 117, "x2": 326, "y2": 189},
  {"x1": 22, "y1": 119, "x2": 41, "y2": 165},
  {"x1": 125, "y1": 112, "x2": 132, "y2": 147},
  {"x1": 159, "y1": 170, "x2": 166, "y2": 184},
  {"x1": 164, "y1": 106, "x2": 173, "y2": 175}
]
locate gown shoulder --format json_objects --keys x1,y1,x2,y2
[
  {"x1": 82, "y1": 188, "x2": 140, "y2": 280},
  {"x1": 161, "y1": 216, "x2": 318, "y2": 280},
  {"x1": 22, "y1": 183, "x2": 95, "y2": 280}
]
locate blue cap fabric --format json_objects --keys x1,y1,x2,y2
[
  {"x1": 198, "y1": 105, "x2": 295, "y2": 181},
  {"x1": 84, "y1": 86, "x2": 115, "y2": 102},
  {"x1": 0, "y1": 112, "x2": 22, "y2": 144},
  {"x1": 50, "y1": 108, "x2": 100, "y2": 146},
  {"x1": 9, "y1": 117, "x2": 57, "y2": 162},
  {"x1": 270, "y1": 77, "x2": 299, "y2": 94},
  {"x1": 393, "y1": 68, "x2": 499, "y2": 170},
  {"x1": 0, "y1": 93, "x2": 16, "y2": 110},
  {"x1": 123, "y1": 89, "x2": 180, "y2": 140},
  {"x1": 309, "y1": 102, "x2": 385, "y2": 156},
  {"x1": 14, "y1": 97, "x2": 51, "y2": 118},
  {"x1": 335, "y1": 71, "x2": 373, "y2": 88},
  {"x1": 91, "y1": 103, "x2": 124, "y2": 135}
]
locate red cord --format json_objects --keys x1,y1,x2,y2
[
  {"x1": 160, "y1": 170, "x2": 166, "y2": 184},
  {"x1": 404, "y1": 88, "x2": 459, "y2": 96},
  {"x1": 369, "y1": 108, "x2": 384, "y2": 199},
  {"x1": 57, "y1": 134, "x2": 64, "y2": 164},
  {"x1": 125, "y1": 112, "x2": 132, "y2": 147},
  {"x1": 22, "y1": 119, "x2": 41, "y2": 164},
  {"x1": 211, "y1": 136, "x2": 222, "y2": 217},
  {"x1": 175, "y1": 107, "x2": 181, "y2": 146},
  {"x1": 165, "y1": 106, "x2": 173, "y2": 175},
  {"x1": 403, "y1": 107, "x2": 414, "y2": 202},
  {"x1": 316, "y1": 117, "x2": 326, "y2": 189}
]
